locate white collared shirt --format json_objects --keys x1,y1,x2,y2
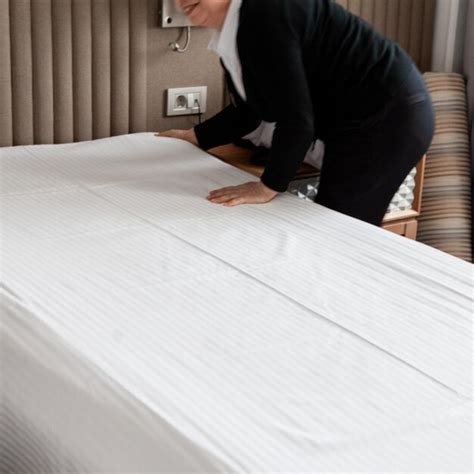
[{"x1": 208, "y1": 0, "x2": 246, "y2": 101}]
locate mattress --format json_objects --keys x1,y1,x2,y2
[{"x1": 1, "y1": 133, "x2": 472, "y2": 473}]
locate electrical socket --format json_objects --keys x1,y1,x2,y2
[{"x1": 166, "y1": 86, "x2": 207, "y2": 116}]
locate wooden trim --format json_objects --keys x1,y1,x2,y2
[
  {"x1": 382, "y1": 209, "x2": 419, "y2": 223},
  {"x1": 412, "y1": 154, "x2": 426, "y2": 214},
  {"x1": 383, "y1": 218, "x2": 418, "y2": 240},
  {"x1": 405, "y1": 220, "x2": 418, "y2": 240},
  {"x1": 209, "y1": 144, "x2": 320, "y2": 179}
]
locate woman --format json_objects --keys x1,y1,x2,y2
[{"x1": 157, "y1": 0, "x2": 434, "y2": 225}]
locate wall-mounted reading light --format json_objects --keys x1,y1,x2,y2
[{"x1": 159, "y1": 0, "x2": 194, "y2": 53}]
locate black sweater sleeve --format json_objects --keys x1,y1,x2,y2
[
  {"x1": 193, "y1": 103, "x2": 260, "y2": 151},
  {"x1": 194, "y1": 64, "x2": 261, "y2": 151},
  {"x1": 238, "y1": 0, "x2": 315, "y2": 192}
]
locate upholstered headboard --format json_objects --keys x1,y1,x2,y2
[
  {"x1": 1, "y1": 0, "x2": 148, "y2": 147},
  {"x1": 1, "y1": 0, "x2": 436, "y2": 147}
]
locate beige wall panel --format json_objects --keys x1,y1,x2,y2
[
  {"x1": 10, "y1": 0, "x2": 34, "y2": 145},
  {"x1": 110, "y1": 0, "x2": 130, "y2": 136},
  {"x1": 408, "y1": 0, "x2": 425, "y2": 66},
  {"x1": 360, "y1": 0, "x2": 375, "y2": 24},
  {"x1": 52, "y1": 0, "x2": 74, "y2": 143},
  {"x1": 31, "y1": 0, "x2": 54, "y2": 144},
  {"x1": 146, "y1": 0, "x2": 224, "y2": 132},
  {"x1": 397, "y1": 0, "x2": 413, "y2": 52},
  {"x1": 72, "y1": 0, "x2": 93, "y2": 142},
  {"x1": 373, "y1": 0, "x2": 388, "y2": 34},
  {"x1": 421, "y1": 0, "x2": 436, "y2": 71},
  {"x1": 386, "y1": 0, "x2": 401, "y2": 40},
  {"x1": 335, "y1": 0, "x2": 349, "y2": 9},
  {"x1": 348, "y1": 0, "x2": 362, "y2": 16},
  {"x1": 91, "y1": 0, "x2": 111, "y2": 139},
  {"x1": 0, "y1": 0, "x2": 13, "y2": 146},
  {"x1": 130, "y1": 0, "x2": 148, "y2": 133}
]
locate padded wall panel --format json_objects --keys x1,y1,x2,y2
[
  {"x1": 72, "y1": 0, "x2": 93, "y2": 142},
  {"x1": 10, "y1": 0, "x2": 34, "y2": 146},
  {"x1": 0, "y1": 0, "x2": 13, "y2": 147},
  {"x1": 373, "y1": 0, "x2": 388, "y2": 36},
  {"x1": 31, "y1": 0, "x2": 54, "y2": 144},
  {"x1": 91, "y1": 0, "x2": 111, "y2": 139},
  {"x1": 129, "y1": 0, "x2": 148, "y2": 133},
  {"x1": 407, "y1": 0, "x2": 424, "y2": 67},
  {"x1": 397, "y1": 0, "x2": 412, "y2": 52},
  {"x1": 52, "y1": 0, "x2": 74, "y2": 144},
  {"x1": 110, "y1": 0, "x2": 130, "y2": 136},
  {"x1": 3, "y1": 0, "x2": 148, "y2": 146},
  {"x1": 420, "y1": 0, "x2": 436, "y2": 72},
  {"x1": 360, "y1": 0, "x2": 375, "y2": 23}
]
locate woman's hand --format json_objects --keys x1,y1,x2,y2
[
  {"x1": 155, "y1": 128, "x2": 198, "y2": 146},
  {"x1": 208, "y1": 181, "x2": 278, "y2": 207}
]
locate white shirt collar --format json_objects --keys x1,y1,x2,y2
[
  {"x1": 207, "y1": 0, "x2": 246, "y2": 100},
  {"x1": 208, "y1": 0, "x2": 243, "y2": 57}
]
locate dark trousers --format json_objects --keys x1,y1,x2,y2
[{"x1": 315, "y1": 66, "x2": 435, "y2": 226}]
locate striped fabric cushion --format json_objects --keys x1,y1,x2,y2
[{"x1": 418, "y1": 73, "x2": 472, "y2": 263}]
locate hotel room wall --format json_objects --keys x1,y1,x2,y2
[
  {"x1": 146, "y1": 0, "x2": 224, "y2": 134},
  {"x1": 0, "y1": 0, "x2": 224, "y2": 147},
  {"x1": 1, "y1": 0, "x2": 436, "y2": 147}
]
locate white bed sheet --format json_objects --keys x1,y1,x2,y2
[{"x1": 1, "y1": 133, "x2": 472, "y2": 473}]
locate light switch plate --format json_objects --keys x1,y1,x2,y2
[{"x1": 159, "y1": 0, "x2": 193, "y2": 28}]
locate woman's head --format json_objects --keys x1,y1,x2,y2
[{"x1": 176, "y1": 0, "x2": 231, "y2": 30}]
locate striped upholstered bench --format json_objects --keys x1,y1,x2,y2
[{"x1": 418, "y1": 73, "x2": 472, "y2": 263}]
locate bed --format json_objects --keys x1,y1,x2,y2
[{"x1": 1, "y1": 133, "x2": 472, "y2": 472}]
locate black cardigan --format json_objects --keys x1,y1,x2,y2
[{"x1": 194, "y1": 0, "x2": 413, "y2": 192}]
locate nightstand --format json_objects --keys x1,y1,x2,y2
[{"x1": 209, "y1": 144, "x2": 426, "y2": 240}]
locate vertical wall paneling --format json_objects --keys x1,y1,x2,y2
[
  {"x1": 335, "y1": 0, "x2": 349, "y2": 10},
  {"x1": 386, "y1": 0, "x2": 401, "y2": 40},
  {"x1": 360, "y1": 0, "x2": 375, "y2": 24},
  {"x1": 91, "y1": 0, "x2": 111, "y2": 139},
  {"x1": 420, "y1": 0, "x2": 436, "y2": 71},
  {"x1": 31, "y1": 0, "x2": 54, "y2": 144},
  {"x1": 408, "y1": 0, "x2": 425, "y2": 67},
  {"x1": 110, "y1": 0, "x2": 130, "y2": 136},
  {"x1": 129, "y1": 0, "x2": 147, "y2": 133},
  {"x1": 348, "y1": 0, "x2": 362, "y2": 17},
  {"x1": 52, "y1": 0, "x2": 74, "y2": 143},
  {"x1": 72, "y1": 0, "x2": 93, "y2": 142},
  {"x1": 373, "y1": 0, "x2": 388, "y2": 36},
  {"x1": 397, "y1": 0, "x2": 413, "y2": 52},
  {"x1": 10, "y1": 0, "x2": 34, "y2": 145},
  {"x1": 0, "y1": 0, "x2": 13, "y2": 146}
]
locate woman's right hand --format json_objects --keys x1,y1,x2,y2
[{"x1": 154, "y1": 128, "x2": 198, "y2": 147}]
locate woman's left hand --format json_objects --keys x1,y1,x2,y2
[{"x1": 207, "y1": 181, "x2": 278, "y2": 207}]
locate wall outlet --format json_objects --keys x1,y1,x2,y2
[{"x1": 166, "y1": 87, "x2": 207, "y2": 116}]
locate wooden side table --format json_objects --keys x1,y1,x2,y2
[{"x1": 209, "y1": 144, "x2": 426, "y2": 240}]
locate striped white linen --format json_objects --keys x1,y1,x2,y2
[{"x1": 1, "y1": 133, "x2": 472, "y2": 472}]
